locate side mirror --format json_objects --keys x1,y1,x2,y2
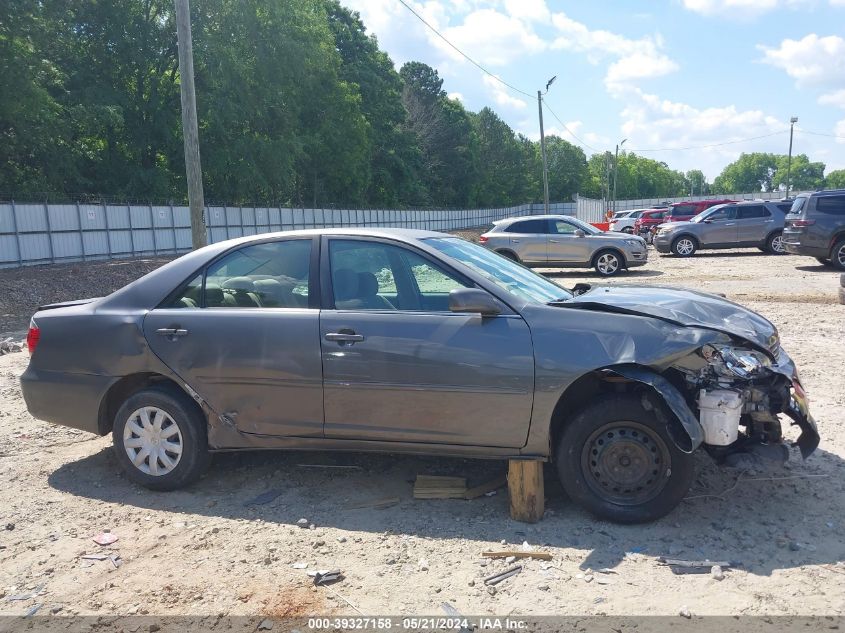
[
  {"x1": 703, "y1": 218, "x2": 713, "y2": 223},
  {"x1": 574, "y1": 229, "x2": 586, "y2": 238},
  {"x1": 449, "y1": 288, "x2": 501, "y2": 316}
]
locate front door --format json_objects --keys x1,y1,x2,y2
[
  {"x1": 700, "y1": 205, "x2": 738, "y2": 246},
  {"x1": 546, "y1": 218, "x2": 591, "y2": 263},
  {"x1": 319, "y1": 236, "x2": 535, "y2": 448},
  {"x1": 143, "y1": 237, "x2": 324, "y2": 437}
]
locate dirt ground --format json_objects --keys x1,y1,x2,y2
[{"x1": 0, "y1": 241, "x2": 844, "y2": 622}]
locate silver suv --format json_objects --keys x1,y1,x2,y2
[
  {"x1": 479, "y1": 215, "x2": 648, "y2": 276},
  {"x1": 653, "y1": 201, "x2": 791, "y2": 257}
]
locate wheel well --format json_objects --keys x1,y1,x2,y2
[
  {"x1": 548, "y1": 366, "x2": 677, "y2": 460},
  {"x1": 672, "y1": 233, "x2": 698, "y2": 247},
  {"x1": 830, "y1": 231, "x2": 845, "y2": 251},
  {"x1": 495, "y1": 248, "x2": 519, "y2": 260},
  {"x1": 97, "y1": 373, "x2": 199, "y2": 435},
  {"x1": 591, "y1": 247, "x2": 626, "y2": 267}
]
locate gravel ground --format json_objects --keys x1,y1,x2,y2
[{"x1": 0, "y1": 237, "x2": 844, "y2": 621}]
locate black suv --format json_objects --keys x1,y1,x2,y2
[{"x1": 782, "y1": 190, "x2": 845, "y2": 269}]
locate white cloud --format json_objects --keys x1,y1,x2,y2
[
  {"x1": 482, "y1": 75, "x2": 527, "y2": 109},
  {"x1": 440, "y1": 8, "x2": 547, "y2": 67},
  {"x1": 503, "y1": 0, "x2": 550, "y2": 22},
  {"x1": 759, "y1": 34, "x2": 845, "y2": 86},
  {"x1": 819, "y1": 89, "x2": 845, "y2": 108},
  {"x1": 835, "y1": 119, "x2": 845, "y2": 143},
  {"x1": 447, "y1": 92, "x2": 464, "y2": 102},
  {"x1": 549, "y1": 12, "x2": 678, "y2": 87},
  {"x1": 682, "y1": 0, "x2": 813, "y2": 17}
]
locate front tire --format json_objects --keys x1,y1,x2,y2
[
  {"x1": 555, "y1": 395, "x2": 695, "y2": 523},
  {"x1": 113, "y1": 385, "x2": 210, "y2": 491},
  {"x1": 594, "y1": 250, "x2": 623, "y2": 276},
  {"x1": 765, "y1": 231, "x2": 786, "y2": 254},
  {"x1": 672, "y1": 236, "x2": 697, "y2": 257}
]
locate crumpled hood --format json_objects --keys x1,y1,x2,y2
[{"x1": 565, "y1": 285, "x2": 779, "y2": 353}]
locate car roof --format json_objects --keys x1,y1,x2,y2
[{"x1": 493, "y1": 214, "x2": 579, "y2": 225}]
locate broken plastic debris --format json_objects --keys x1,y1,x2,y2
[{"x1": 92, "y1": 532, "x2": 118, "y2": 546}]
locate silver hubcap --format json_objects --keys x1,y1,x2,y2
[
  {"x1": 675, "y1": 239, "x2": 694, "y2": 256},
  {"x1": 837, "y1": 245, "x2": 845, "y2": 267},
  {"x1": 597, "y1": 253, "x2": 619, "y2": 275},
  {"x1": 772, "y1": 235, "x2": 785, "y2": 253},
  {"x1": 123, "y1": 407, "x2": 183, "y2": 476}
]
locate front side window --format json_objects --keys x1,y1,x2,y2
[
  {"x1": 702, "y1": 206, "x2": 736, "y2": 222},
  {"x1": 550, "y1": 220, "x2": 580, "y2": 235},
  {"x1": 166, "y1": 239, "x2": 312, "y2": 309},
  {"x1": 329, "y1": 239, "x2": 468, "y2": 311}
]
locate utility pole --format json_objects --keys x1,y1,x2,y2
[
  {"x1": 612, "y1": 139, "x2": 626, "y2": 212},
  {"x1": 537, "y1": 91, "x2": 550, "y2": 214},
  {"x1": 537, "y1": 76, "x2": 556, "y2": 214},
  {"x1": 785, "y1": 116, "x2": 798, "y2": 198},
  {"x1": 175, "y1": 0, "x2": 207, "y2": 249}
]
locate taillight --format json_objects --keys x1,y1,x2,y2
[
  {"x1": 26, "y1": 319, "x2": 40, "y2": 355},
  {"x1": 791, "y1": 219, "x2": 815, "y2": 227},
  {"x1": 479, "y1": 235, "x2": 489, "y2": 244}
]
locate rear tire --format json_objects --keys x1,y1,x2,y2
[
  {"x1": 672, "y1": 236, "x2": 697, "y2": 257},
  {"x1": 765, "y1": 231, "x2": 786, "y2": 254},
  {"x1": 555, "y1": 395, "x2": 695, "y2": 523},
  {"x1": 831, "y1": 238, "x2": 845, "y2": 271},
  {"x1": 112, "y1": 385, "x2": 211, "y2": 491},
  {"x1": 593, "y1": 250, "x2": 623, "y2": 276}
]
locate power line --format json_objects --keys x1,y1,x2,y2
[
  {"x1": 625, "y1": 130, "x2": 788, "y2": 152},
  {"x1": 395, "y1": 0, "x2": 533, "y2": 98},
  {"x1": 796, "y1": 127, "x2": 845, "y2": 141},
  {"x1": 541, "y1": 101, "x2": 601, "y2": 153}
]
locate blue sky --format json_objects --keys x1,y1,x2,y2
[{"x1": 341, "y1": 0, "x2": 845, "y2": 180}]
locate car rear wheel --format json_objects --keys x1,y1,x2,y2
[
  {"x1": 555, "y1": 395, "x2": 695, "y2": 523},
  {"x1": 113, "y1": 385, "x2": 210, "y2": 491},
  {"x1": 594, "y1": 250, "x2": 623, "y2": 276},
  {"x1": 496, "y1": 249, "x2": 520, "y2": 262},
  {"x1": 765, "y1": 231, "x2": 786, "y2": 254},
  {"x1": 831, "y1": 238, "x2": 845, "y2": 271},
  {"x1": 672, "y1": 236, "x2": 697, "y2": 257}
]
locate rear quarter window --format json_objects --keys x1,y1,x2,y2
[
  {"x1": 815, "y1": 195, "x2": 845, "y2": 215},
  {"x1": 505, "y1": 219, "x2": 547, "y2": 233}
]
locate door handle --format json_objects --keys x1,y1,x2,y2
[
  {"x1": 511, "y1": 239, "x2": 520, "y2": 243},
  {"x1": 549, "y1": 239, "x2": 560, "y2": 243},
  {"x1": 325, "y1": 332, "x2": 364, "y2": 343},
  {"x1": 156, "y1": 327, "x2": 188, "y2": 339}
]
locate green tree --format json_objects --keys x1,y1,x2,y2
[
  {"x1": 544, "y1": 136, "x2": 588, "y2": 203},
  {"x1": 712, "y1": 153, "x2": 778, "y2": 193},
  {"x1": 772, "y1": 154, "x2": 825, "y2": 192},
  {"x1": 685, "y1": 169, "x2": 709, "y2": 196},
  {"x1": 470, "y1": 107, "x2": 526, "y2": 206},
  {"x1": 826, "y1": 169, "x2": 845, "y2": 189}
]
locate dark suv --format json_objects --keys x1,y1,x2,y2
[{"x1": 782, "y1": 190, "x2": 845, "y2": 269}]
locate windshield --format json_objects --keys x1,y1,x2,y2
[
  {"x1": 424, "y1": 237, "x2": 571, "y2": 303},
  {"x1": 691, "y1": 204, "x2": 727, "y2": 223}
]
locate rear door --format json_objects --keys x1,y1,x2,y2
[
  {"x1": 735, "y1": 204, "x2": 773, "y2": 244},
  {"x1": 504, "y1": 219, "x2": 548, "y2": 263},
  {"x1": 319, "y1": 236, "x2": 534, "y2": 448},
  {"x1": 143, "y1": 237, "x2": 324, "y2": 437}
]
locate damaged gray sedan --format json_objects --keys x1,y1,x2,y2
[{"x1": 21, "y1": 229, "x2": 819, "y2": 523}]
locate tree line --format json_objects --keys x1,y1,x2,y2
[{"x1": 2, "y1": 0, "x2": 843, "y2": 207}]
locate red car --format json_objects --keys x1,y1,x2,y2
[{"x1": 633, "y1": 209, "x2": 667, "y2": 239}]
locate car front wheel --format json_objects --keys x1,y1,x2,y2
[
  {"x1": 113, "y1": 385, "x2": 211, "y2": 491},
  {"x1": 594, "y1": 250, "x2": 623, "y2": 276},
  {"x1": 555, "y1": 394, "x2": 695, "y2": 523},
  {"x1": 672, "y1": 236, "x2": 697, "y2": 257}
]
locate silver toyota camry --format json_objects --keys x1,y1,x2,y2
[{"x1": 479, "y1": 215, "x2": 648, "y2": 276}]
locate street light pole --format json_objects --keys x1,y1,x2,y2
[
  {"x1": 612, "y1": 139, "x2": 626, "y2": 213},
  {"x1": 537, "y1": 76, "x2": 556, "y2": 214},
  {"x1": 175, "y1": 0, "x2": 207, "y2": 249},
  {"x1": 785, "y1": 116, "x2": 798, "y2": 198}
]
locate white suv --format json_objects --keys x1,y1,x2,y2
[{"x1": 608, "y1": 209, "x2": 647, "y2": 234}]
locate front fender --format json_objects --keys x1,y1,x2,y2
[{"x1": 613, "y1": 365, "x2": 704, "y2": 453}]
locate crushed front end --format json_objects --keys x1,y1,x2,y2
[{"x1": 671, "y1": 341, "x2": 820, "y2": 465}]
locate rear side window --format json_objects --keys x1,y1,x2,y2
[
  {"x1": 505, "y1": 219, "x2": 547, "y2": 234},
  {"x1": 790, "y1": 197, "x2": 808, "y2": 215},
  {"x1": 816, "y1": 195, "x2": 845, "y2": 215},
  {"x1": 670, "y1": 204, "x2": 696, "y2": 216},
  {"x1": 167, "y1": 239, "x2": 312, "y2": 309},
  {"x1": 776, "y1": 203, "x2": 792, "y2": 213},
  {"x1": 737, "y1": 205, "x2": 770, "y2": 219}
]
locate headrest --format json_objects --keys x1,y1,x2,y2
[
  {"x1": 357, "y1": 271, "x2": 379, "y2": 297},
  {"x1": 222, "y1": 276, "x2": 254, "y2": 291},
  {"x1": 333, "y1": 268, "x2": 359, "y2": 301}
]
